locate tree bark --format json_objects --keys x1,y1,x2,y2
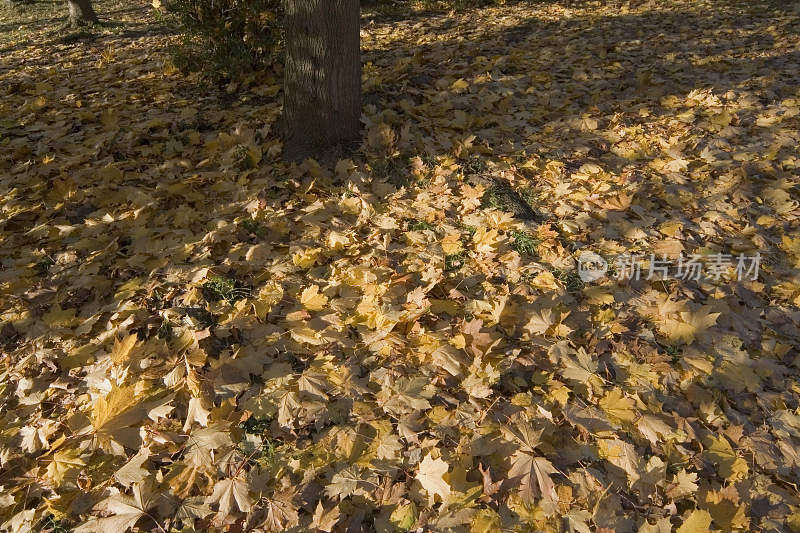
[
  {"x1": 283, "y1": 0, "x2": 361, "y2": 160},
  {"x1": 67, "y1": 0, "x2": 98, "y2": 27}
]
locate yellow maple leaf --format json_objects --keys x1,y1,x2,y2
[
  {"x1": 300, "y1": 285, "x2": 329, "y2": 311},
  {"x1": 111, "y1": 334, "x2": 140, "y2": 365},
  {"x1": 45, "y1": 447, "x2": 85, "y2": 486},
  {"x1": 705, "y1": 489, "x2": 748, "y2": 530},
  {"x1": 441, "y1": 233, "x2": 463, "y2": 255},
  {"x1": 253, "y1": 281, "x2": 284, "y2": 320},
  {"x1": 660, "y1": 305, "x2": 720, "y2": 344},
  {"x1": 599, "y1": 388, "x2": 638, "y2": 423},
  {"x1": 782, "y1": 235, "x2": 800, "y2": 267},
  {"x1": 676, "y1": 510, "x2": 712, "y2": 533},
  {"x1": 292, "y1": 247, "x2": 322, "y2": 268},
  {"x1": 91, "y1": 385, "x2": 146, "y2": 455},
  {"x1": 451, "y1": 78, "x2": 469, "y2": 92},
  {"x1": 326, "y1": 231, "x2": 350, "y2": 250},
  {"x1": 472, "y1": 226, "x2": 502, "y2": 254},
  {"x1": 42, "y1": 305, "x2": 80, "y2": 329},
  {"x1": 703, "y1": 435, "x2": 748, "y2": 481},
  {"x1": 529, "y1": 271, "x2": 561, "y2": 291},
  {"x1": 416, "y1": 453, "x2": 451, "y2": 500}
]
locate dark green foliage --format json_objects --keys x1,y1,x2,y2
[
  {"x1": 163, "y1": 0, "x2": 282, "y2": 80},
  {"x1": 34, "y1": 256, "x2": 55, "y2": 276},
  {"x1": 163, "y1": 0, "x2": 502, "y2": 81},
  {"x1": 157, "y1": 318, "x2": 174, "y2": 340},
  {"x1": 460, "y1": 224, "x2": 477, "y2": 238}
]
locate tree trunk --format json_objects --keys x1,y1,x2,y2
[
  {"x1": 283, "y1": 0, "x2": 361, "y2": 160},
  {"x1": 67, "y1": 0, "x2": 98, "y2": 27}
]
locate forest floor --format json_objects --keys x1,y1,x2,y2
[{"x1": 1, "y1": 0, "x2": 800, "y2": 532}]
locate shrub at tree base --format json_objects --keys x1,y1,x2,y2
[
  {"x1": 163, "y1": 0, "x2": 506, "y2": 81},
  {"x1": 164, "y1": 0, "x2": 283, "y2": 81}
]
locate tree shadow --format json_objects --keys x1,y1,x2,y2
[
  {"x1": 0, "y1": 0, "x2": 176, "y2": 55},
  {"x1": 359, "y1": 0, "x2": 800, "y2": 348}
]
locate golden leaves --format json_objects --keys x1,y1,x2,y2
[
  {"x1": 90, "y1": 385, "x2": 148, "y2": 455},
  {"x1": 292, "y1": 247, "x2": 322, "y2": 269},
  {"x1": 676, "y1": 510, "x2": 712, "y2": 533},
  {"x1": 471, "y1": 226, "x2": 503, "y2": 254},
  {"x1": 441, "y1": 232, "x2": 463, "y2": 255},
  {"x1": 42, "y1": 305, "x2": 80, "y2": 329},
  {"x1": 704, "y1": 487, "x2": 748, "y2": 530},
  {"x1": 522, "y1": 307, "x2": 557, "y2": 336},
  {"x1": 3, "y1": 0, "x2": 800, "y2": 530},
  {"x1": 253, "y1": 281, "x2": 284, "y2": 320},
  {"x1": 508, "y1": 452, "x2": 559, "y2": 509},
  {"x1": 598, "y1": 388, "x2": 638, "y2": 424},
  {"x1": 782, "y1": 235, "x2": 800, "y2": 267},
  {"x1": 665, "y1": 469, "x2": 698, "y2": 500},
  {"x1": 703, "y1": 435, "x2": 749, "y2": 482},
  {"x1": 310, "y1": 501, "x2": 341, "y2": 532},
  {"x1": 597, "y1": 438, "x2": 640, "y2": 485},
  {"x1": 659, "y1": 305, "x2": 720, "y2": 344},
  {"x1": 376, "y1": 376, "x2": 434, "y2": 416},
  {"x1": 206, "y1": 477, "x2": 253, "y2": 518},
  {"x1": 74, "y1": 482, "x2": 157, "y2": 533},
  {"x1": 450, "y1": 78, "x2": 469, "y2": 93},
  {"x1": 110, "y1": 334, "x2": 140, "y2": 365},
  {"x1": 300, "y1": 284, "x2": 328, "y2": 311},
  {"x1": 45, "y1": 447, "x2": 85, "y2": 486}
]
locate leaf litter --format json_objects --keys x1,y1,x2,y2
[{"x1": 1, "y1": 0, "x2": 800, "y2": 531}]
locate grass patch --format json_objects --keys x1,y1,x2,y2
[
  {"x1": 510, "y1": 230, "x2": 540, "y2": 256},
  {"x1": 552, "y1": 268, "x2": 585, "y2": 293},
  {"x1": 370, "y1": 156, "x2": 410, "y2": 186},
  {"x1": 34, "y1": 256, "x2": 55, "y2": 276},
  {"x1": 481, "y1": 181, "x2": 539, "y2": 221},
  {"x1": 241, "y1": 415, "x2": 272, "y2": 434},
  {"x1": 38, "y1": 515, "x2": 72, "y2": 533},
  {"x1": 239, "y1": 416, "x2": 281, "y2": 467},
  {"x1": 460, "y1": 154, "x2": 488, "y2": 175},
  {"x1": 519, "y1": 186, "x2": 539, "y2": 210},
  {"x1": 482, "y1": 184, "x2": 513, "y2": 212},
  {"x1": 239, "y1": 218, "x2": 267, "y2": 237},
  {"x1": 408, "y1": 219, "x2": 436, "y2": 231},
  {"x1": 660, "y1": 343, "x2": 683, "y2": 363},
  {"x1": 157, "y1": 318, "x2": 174, "y2": 340},
  {"x1": 203, "y1": 275, "x2": 250, "y2": 303},
  {"x1": 445, "y1": 252, "x2": 466, "y2": 272}
]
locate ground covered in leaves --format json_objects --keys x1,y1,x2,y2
[{"x1": 2, "y1": 0, "x2": 800, "y2": 531}]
